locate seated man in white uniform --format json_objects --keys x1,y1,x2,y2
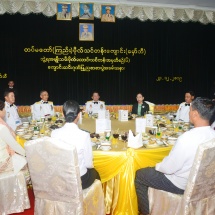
[
  {"x1": 4, "y1": 90, "x2": 22, "y2": 131},
  {"x1": 31, "y1": 90, "x2": 54, "y2": 120},
  {"x1": 175, "y1": 90, "x2": 195, "y2": 122},
  {"x1": 85, "y1": 91, "x2": 105, "y2": 115}
]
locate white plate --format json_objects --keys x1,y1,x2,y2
[
  {"x1": 146, "y1": 143, "x2": 159, "y2": 148},
  {"x1": 168, "y1": 141, "x2": 176, "y2": 145},
  {"x1": 22, "y1": 135, "x2": 32, "y2": 140},
  {"x1": 101, "y1": 141, "x2": 111, "y2": 146},
  {"x1": 168, "y1": 137, "x2": 177, "y2": 140},
  {"x1": 100, "y1": 146, "x2": 111, "y2": 151}
]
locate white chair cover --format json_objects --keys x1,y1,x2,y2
[
  {"x1": 25, "y1": 136, "x2": 105, "y2": 215},
  {"x1": 0, "y1": 171, "x2": 30, "y2": 214},
  {"x1": 149, "y1": 137, "x2": 215, "y2": 215}
]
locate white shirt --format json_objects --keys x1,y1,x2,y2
[
  {"x1": 4, "y1": 102, "x2": 22, "y2": 131},
  {"x1": 51, "y1": 123, "x2": 93, "y2": 176},
  {"x1": 85, "y1": 100, "x2": 105, "y2": 114},
  {"x1": 156, "y1": 126, "x2": 215, "y2": 190},
  {"x1": 211, "y1": 121, "x2": 215, "y2": 130},
  {"x1": 175, "y1": 102, "x2": 191, "y2": 122},
  {"x1": 31, "y1": 100, "x2": 55, "y2": 120}
]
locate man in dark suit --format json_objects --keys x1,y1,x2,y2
[
  {"x1": 132, "y1": 93, "x2": 149, "y2": 116},
  {"x1": 5, "y1": 80, "x2": 18, "y2": 96}
]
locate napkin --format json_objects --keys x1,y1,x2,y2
[
  {"x1": 12, "y1": 154, "x2": 27, "y2": 175},
  {"x1": 127, "y1": 130, "x2": 143, "y2": 149}
]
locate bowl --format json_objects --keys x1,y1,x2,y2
[
  {"x1": 22, "y1": 134, "x2": 32, "y2": 140},
  {"x1": 22, "y1": 124, "x2": 29, "y2": 128},
  {"x1": 37, "y1": 122, "x2": 43, "y2": 126},
  {"x1": 101, "y1": 141, "x2": 111, "y2": 146},
  {"x1": 17, "y1": 131, "x2": 24, "y2": 135},
  {"x1": 31, "y1": 135, "x2": 38, "y2": 140},
  {"x1": 34, "y1": 130, "x2": 40, "y2": 134},
  {"x1": 142, "y1": 140, "x2": 149, "y2": 145},
  {"x1": 167, "y1": 137, "x2": 177, "y2": 145},
  {"x1": 156, "y1": 140, "x2": 163, "y2": 145},
  {"x1": 100, "y1": 145, "x2": 111, "y2": 151}
]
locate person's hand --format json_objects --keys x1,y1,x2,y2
[{"x1": 6, "y1": 145, "x2": 15, "y2": 156}]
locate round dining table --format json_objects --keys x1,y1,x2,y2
[{"x1": 79, "y1": 117, "x2": 172, "y2": 215}]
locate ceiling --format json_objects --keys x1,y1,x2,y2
[
  {"x1": 1, "y1": 0, "x2": 215, "y2": 23},
  {"x1": 52, "y1": 0, "x2": 215, "y2": 11}
]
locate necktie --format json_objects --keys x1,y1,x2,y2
[
  {"x1": 185, "y1": 103, "x2": 190, "y2": 106},
  {"x1": 94, "y1": 102, "x2": 98, "y2": 104},
  {"x1": 43, "y1": 102, "x2": 48, "y2": 104},
  {"x1": 10, "y1": 104, "x2": 13, "y2": 107}
]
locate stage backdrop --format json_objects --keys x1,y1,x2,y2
[{"x1": 0, "y1": 13, "x2": 215, "y2": 105}]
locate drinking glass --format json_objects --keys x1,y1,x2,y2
[
  {"x1": 112, "y1": 130, "x2": 119, "y2": 146},
  {"x1": 104, "y1": 130, "x2": 111, "y2": 141},
  {"x1": 156, "y1": 130, "x2": 162, "y2": 139},
  {"x1": 121, "y1": 131, "x2": 128, "y2": 150}
]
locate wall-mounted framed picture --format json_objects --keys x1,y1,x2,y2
[
  {"x1": 79, "y1": 3, "x2": 94, "y2": 20},
  {"x1": 101, "y1": 5, "x2": 115, "y2": 22},
  {"x1": 56, "y1": 3, "x2": 72, "y2": 20},
  {"x1": 79, "y1": 23, "x2": 94, "y2": 41}
]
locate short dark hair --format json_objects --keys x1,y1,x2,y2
[
  {"x1": 136, "y1": 93, "x2": 144, "y2": 97},
  {"x1": 186, "y1": 90, "x2": 195, "y2": 97},
  {"x1": 191, "y1": 97, "x2": 215, "y2": 122},
  {"x1": 63, "y1": 100, "x2": 80, "y2": 123},
  {"x1": 40, "y1": 90, "x2": 48, "y2": 95},
  {"x1": 0, "y1": 100, "x2": 5, "y2": 111},
  {"x1": 92, "y1": 91, "x2": 99, "y2": 95},
  {"x1": 4, "y1": 90, "x2": 14, "y2": 97}
]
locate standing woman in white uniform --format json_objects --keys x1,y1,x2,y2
[{"x1": 175, "y1": 90, "x2": 195, "y2": 122}]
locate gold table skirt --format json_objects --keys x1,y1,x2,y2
[
  {"x1": 93, "y1": 146, "x2": 171, "y2": 215},
  {"x1": 17, "y1": 104, "x2": 179, "y2": 117}
]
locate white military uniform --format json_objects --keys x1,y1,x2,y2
[
  {"x1": 31, "y1": 100, "x2": 54, "y2": 120},
  {"x1": 175, "y1": 102, "x2": 191, "y2": 122},
  {"x1": 4, "y1": 102, "x2": 22, "y2": 131},
  {"x1": 85, "y1": 100, "x2": 105, "y2": 114},
  {"x1": 80, "y1": 32, "x2": 93, "y2": 40},
  {"x1": 57, "y1": 12, "x2": 71, "y2": 20}
]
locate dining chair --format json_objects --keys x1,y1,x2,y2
[
  {"x1": 0, "y1": 171, "x2": 30, "y2": 214},
  {"x1": 25, "y1": 136, "x2": 105, "y2": 215},
  {"x1": 145, "y1": 101, "x2": 155, "y2": 114},
  {"x1": 148, "y1": 137, "x2": 215, "y2": 215}
]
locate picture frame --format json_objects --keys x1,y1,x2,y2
[
  {"x1": 79, "y1": 3, "x2": 94, "y2": 20},
  {"x1": 101, "y1": 5, "x2": 115, "y2": 22},
  {"x1": 56, "y1": 3, "x2": 72, "y2": 20},
  {"x1": 79, "y1": 23, "x2": 94, "y2": 41}
]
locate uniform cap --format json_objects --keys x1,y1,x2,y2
[
  {"x1": 83, "y1": 24, "x2": 88, "y2": 29},
  {"x1": 62, "y1": 4, "x2": 68, "y2": 9},
  {"x1": 105, "y1": 6, "x2": 111, "y2": 10}
]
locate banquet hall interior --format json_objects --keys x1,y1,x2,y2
[{"x1": 1, "y1": 0, "x2": 215, "y2": 215}]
